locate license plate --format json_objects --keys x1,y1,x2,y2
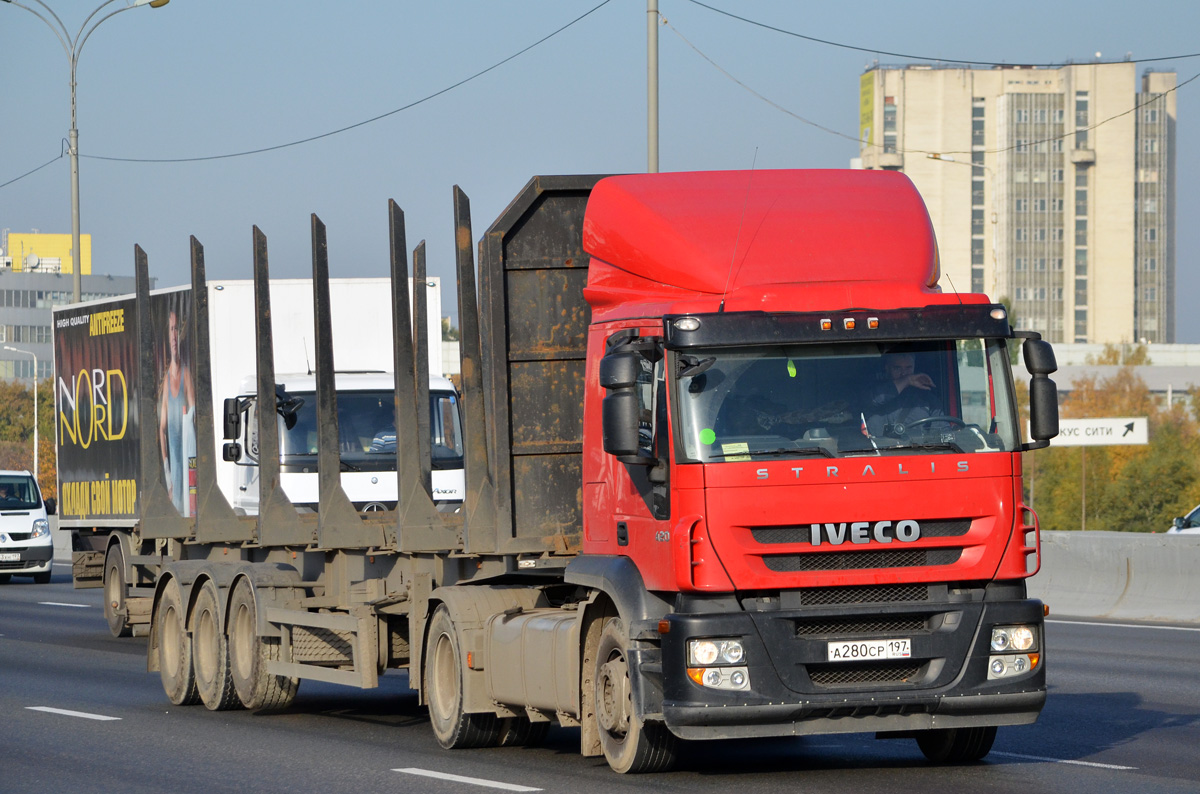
[
  {"x1": 0, "y1": 552, "x2": 19, "y2": 562},
  {"x1": 827, "y1": 638, "x2": 911, "y2": 662}
]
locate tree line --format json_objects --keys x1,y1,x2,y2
[
  {"x1": 0, "y1": 377, "x2": 55, "y2": 499},
  {"x1": 1023, "y1": 344, "x2": 1200, "y2": 532}
]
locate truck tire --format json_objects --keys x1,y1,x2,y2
[
  {"x1": 424, "y1": 604, "x2": 499, "y2": 749},
  {"x1": 496, "y1": 717, "x2": 551, "y2": 747},
  {"x1": 156, "y1": 579, "x2": 200, "y2": 705},
  {"x1": 228, "y1": 578, "x2": 298, "y2": 711},
  {"x1": 916, "y1": 726, "x2": 997, "y2": 764},
  {"x1": 593, "y1": 617, "x2": 676, "y2": 773},
  {"x1": 104, "y1": 544, "x2": 131, "y2": 637},
  {"x1": 192, "y1": 580, "x2": 241, "y2": 711}
]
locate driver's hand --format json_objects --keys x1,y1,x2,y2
[{"x1": 907, "y1": 373, "x2": 934, "y2": 390}]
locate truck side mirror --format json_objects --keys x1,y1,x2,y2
[
  {"x1": 1023, "y1": 338, "x2": 1057, "y2": 375},
  {"x1": 1022, "y1": 338, "x2": 1059, "y2": 449},
  {"x1": 223, "y1": 398, "x2": 242, "y2": 440},
  {"x1": 599, "y1": 348, "x2": 655, "y2": 463}
]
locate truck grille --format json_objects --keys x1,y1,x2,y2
[
  {"x1": 809, "y1": 662, "x2": 922, "y2": 687},
  {"x1": 764, "y1": 548, "x2": 962, "y2": 572},
  {"x1": 799, "y1": 584, "x2": 930, "y2": 606},
  {"x1": 795, "y1": 617, "x2": 927, "y2": 636},
  {"x1": 751, "y1": 519, "x2": 972, "y2": 545}
]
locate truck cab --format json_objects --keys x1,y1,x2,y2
[{"x1": 223, "y1": 371, "x2": 465, "y2": 513}]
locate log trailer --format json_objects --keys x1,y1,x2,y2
[{"x1": 59, "y1": 169, "x2": 1058, "y2": 773}]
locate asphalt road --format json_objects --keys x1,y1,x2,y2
[{"x1": 3, "y1": 572, "x2": 1199, "y2": 794}]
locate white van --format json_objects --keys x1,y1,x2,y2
[
  {"x1": 1167, "y1": 504, "x2": 1200, "y2": 535},
  {"x1": 0, "y1": 470, "x2": 55, "y2": 584}
]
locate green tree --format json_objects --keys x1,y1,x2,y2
[{"x1": 1029, "y1": 363, "x2": 1200, "y2": 532}]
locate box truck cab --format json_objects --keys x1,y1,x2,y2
[{"x1": 224, "y1": 371, "x2": 465, "y2": 513}]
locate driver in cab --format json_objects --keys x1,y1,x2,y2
[{"x1": 865, "y1": 350, "x2": 937, "y2": 437}]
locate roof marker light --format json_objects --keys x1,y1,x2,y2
[
  {"x1": 991, "y1": 308, "x2": 1007, "y2": 320},
  {"x1": 868, "y1": 317, "x2": 880, "y2": 329},
  {"x1": 674, "y1": 317, "x2": 701, "y2": 331},
  {"x1": 843, "y1": 318, "x2": 856, "y2": 330},
  {"x1": 820, "y1": 319, "x2": 833, "y2": 331}
]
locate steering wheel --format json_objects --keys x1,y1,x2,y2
[{"x1": 899, "y1": 416, "x2": 967, "y2": 435}]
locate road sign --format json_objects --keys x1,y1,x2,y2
[{"x1": 1034, "y1": 417, "x2": 1149, "y2": 447}]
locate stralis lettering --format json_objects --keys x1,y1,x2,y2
[{"x1": 809, "y1": 520, "x2": 921, "y2": 546}]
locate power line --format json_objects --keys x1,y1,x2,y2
[
  {"x1": 661, "y1": 13, "x2": 1198, "y2": 159},
  {"x1": 0, "y1": 149, "x2": 64, "y2": 191},
  {"x1": 80, "y1": 0, "x2": 614, "y2": 165},
  {"x1": 683, "y1": 0, "x2": 1200, "y2": 67}
]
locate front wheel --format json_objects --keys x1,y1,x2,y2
[
  {"x1": 593, "y1": 618, "x2": 676, "y2": 774},
  {"x1": 916, "y1": 726, "x2": 997, "y2": 763}
]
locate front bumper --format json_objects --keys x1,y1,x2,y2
[
  {"x1": 656, "y1": 586, "x2": 1045, "y2": 740},
  {"x1": 0, "y1": 543, "x2": 54, "y2": 575}
]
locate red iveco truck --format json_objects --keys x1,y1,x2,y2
[{"x1": 74, "y1": 169, "x2": 1057, "y2": 774}]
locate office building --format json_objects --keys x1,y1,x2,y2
[{"x1": 0, "y1": 231, "x2": 133, "y2": 383}]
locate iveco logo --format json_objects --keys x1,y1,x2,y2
[
  {"x1": 360, "y1": 502, "x2": 388, "y2": 513},
  {"x1": 809, "y1": 520, "x2": 921, "y2": 546}
]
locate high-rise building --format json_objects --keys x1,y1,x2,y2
[{"x1": 858, "y1": 62, "x2": 1176, "y2": 344}]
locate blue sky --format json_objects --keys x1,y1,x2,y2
[{"x1": 3, "y1": 1, "x2": 1197, "y2": 339}]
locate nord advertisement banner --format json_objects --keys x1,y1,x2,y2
[{"x1": 54, "y1": 289, "x2": 196, "y2": 521}]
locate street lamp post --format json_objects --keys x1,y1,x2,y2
[
  {"x1": 3, "y1": 346, "x2": 39, "y2": 483},
  {"x1": 1, "y1": 0, "x2": 169, "y2": 302}
]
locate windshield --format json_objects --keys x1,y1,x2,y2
[
  {"x1": 278, "y1": 390, "x2": 464, "y2": 472},
  {"x1": 0, "y1": 474, "x2": 41, "y2": 510},
  {"x1": 675, "y1": 339, "x2": 1019, "y2": 462}
]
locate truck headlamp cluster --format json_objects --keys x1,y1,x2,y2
[
  {"x1": 686, "y1": 638, "x2": 750, "y2": 691},
  {"x1": 987, "y1": 624, "x2": 1039, "y2": 680},
  {"x1": 687, "y1": 638, "x2": 745, "y2": 666}
]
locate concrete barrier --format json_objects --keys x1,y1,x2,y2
[{"x1": 1028, "y1": 530, "x2": 1200, "y2": 623}]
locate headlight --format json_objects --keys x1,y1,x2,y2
[
  {"x1": 31, "y1": 519, "x2": 50, "y2": 539},
  {"x1": 687, "y1": 638, "x2": 745, "y2": 666},
  {"x1": 991, "y1": 625, "x2": 1036, "y2": 652}
]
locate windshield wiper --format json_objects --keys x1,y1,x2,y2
[
  {"x1": 708, "y1": 445, "x2": 835, "y2": 460},
  {"x1": 879, "y1": 440, "x2": 965, "y2": 454}
]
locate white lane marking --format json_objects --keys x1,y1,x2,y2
[
  {"x1": 393, "y1": 768, "x2": 541, "y2": 791},
  {"x1": 1047, "y1": 618, "x2": 1200, "y2": 633},
  {"x1": 38, "y1": 602, "x2": 91, "y2": 608},
  {"x1": 992, "y1": 751, "x2": 1136, "y2": 770},
  {"x1": 26, "y1": 706, "x2": 121, "y2": 722}
]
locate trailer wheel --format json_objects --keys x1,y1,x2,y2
[
  {"x1": 228, "y1": 578, "x2": 298, "y2": 710},
  {"x1": 156, "y1": 579, "x2": 200, "y2": 705},
  {"x1": 916, "y1": 726, "x2": 997, "y2": 764},
  {"x1": 104, "y1": 544, "x2": 131, "y2": 637},
  {"x1": 192, "y1": 581, "x2": 241, "y2": 711},
  {"x1": 593, "y1": 618, "x2": 676, "y2": 773},
  {"x1": 496, "y1": 717, "x2": 551, "y2": 747},
  {"x1": 424, "y1": 605, "x2": 499, "y2": 749}
]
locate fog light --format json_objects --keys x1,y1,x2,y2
[
  {"x1": 1013, "y1": 656, "x2": 1028, "y2": 672},
  {"x1": 704, "y1": 669, "x2": 722, "y2": 687},
  {"x1": 730, "y1": 670, "x2": 746, "y2": 687},
  {"x1": 990, "y1": 658, "x2": 1006, "y2": 675}
]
